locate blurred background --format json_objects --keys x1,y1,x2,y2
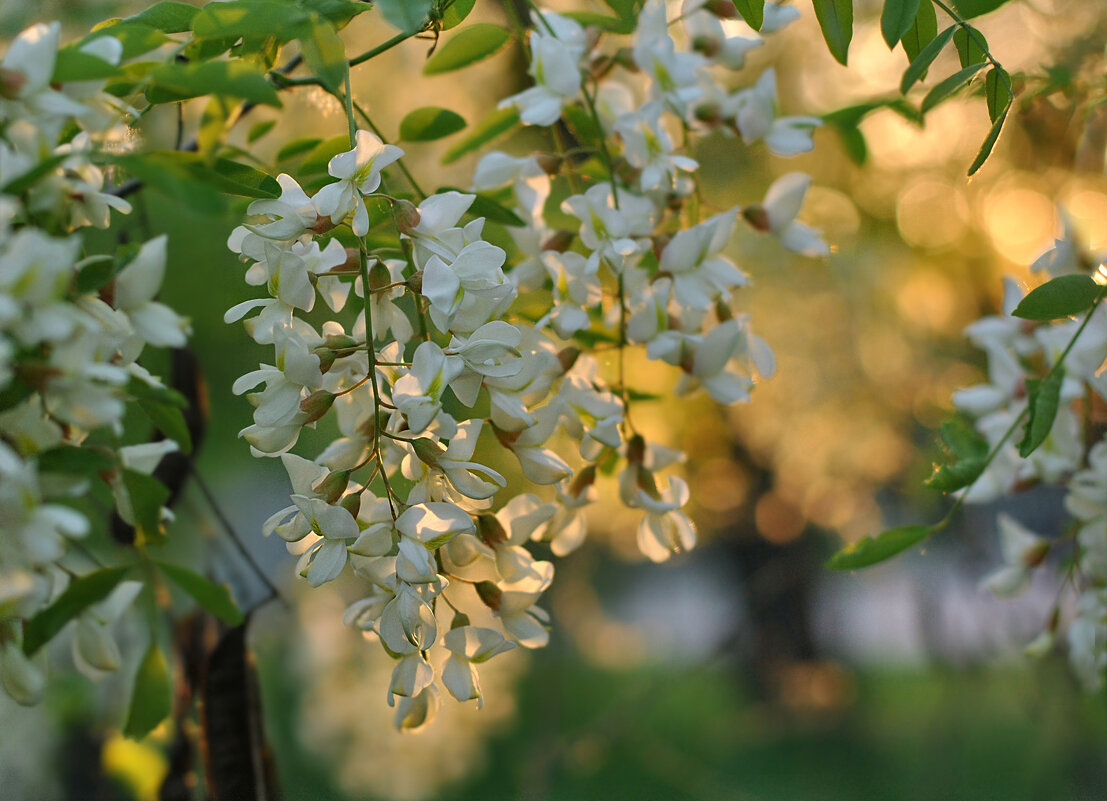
[{"x1": 2, "y1": 0, "x2": 1107, "y2": 799}]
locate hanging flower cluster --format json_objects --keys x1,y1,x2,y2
[
  {"x1": 951, "y1": 214, "x2": 1107, "y2": 688},
  {"x1": 0, "y1": 23, "x2": 188, "y2": 705},
  {"x1": 229, "y1": 0, "x2": 825, "y2": 729}
]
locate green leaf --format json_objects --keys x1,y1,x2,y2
[
  {"x1": 84, "y1": 22, "x2": 170, "y2": 60},
  {"x1": 138, "y1": 398, "x2": 192, "y2": 455},
  {"x1": 939, "y1": 416, "x2": 989, "y2": 460},
  {"x1": 23, "y1": 567, "x2": 132, "y2": 655},
  {"x1": 277, "y1": 136, "x2": 323, "y2": 162},
  {"x1": 951, "y1": 0, "x2": 1011, "y2": 18},
  {"x1": 146, "y1": 61, "x2": 282, "y2": 107},
  {"x1": 985, "y1": 67, "x2": 1011, "y2": 123},
  {"x1": 926, "y1": 417, "x2": 989, "y2": 492},
  {"x1": 125, "y1": 1, "x2": 200, "y2": 33},
  {"x1": 469, "y1": 193, "x2": 525, "y2": 227},
  {"x1": 248, "y1": 119, "x2": 277, "y2": 143},
  {"x1": 900, "y1": 24, "x2": 955, "y2": 93},
  {"x1": 298, "y1": 135, "x2": 351, "y2": 175},
  {"x1": 153, "y1": 561, "x2": 245, "y2": 625},
  {"x1": 881, "y1": 0, "x2": 922, "y2": 48},
  {"x1": 376, "y1": 0, "x2": 432, "y2": 32},
  {"x1": 124, "y1": 643, "x2": 172, "y2": 740},
  {"x1": 826, "y1": 525, "x2": 933, "y2": 570},
  {"x1": 561, "y1": 12, "x2": 636, "y2": 33},
  {"x1": 126, "y1": 376, "x2": 187, "y2": 409},
  {"x1": 51, "y1": 48, "x2": 119, "y2": 83},
  {"x1": 191, "y1": 1, "x2": 311, "y2": 41},
  {"x1": 441, "y1": 0, "x2": 477, "y2": 29},
  {"x1": 112, "y1": 153, "x2": 225, "y2": 214},
  {"x1": 442, "y1": 107, "x2": 519, "y2": 164},
  {"x1": 562, "y1": 104, "x2": 603, "y2": 147},
  {"x1": 424, "y1": 23, "x2": 512, "y2": 75},
  {"x1": 926, "y1": 457, "x2": 986, "y2": 492},
  {"x1": 37, "y1": 445, "x2": 117, "y2": 475},
  {"x1": 967, "y1": 102, "x2": 1008, "y2": 175},
  {"x1": 1012, "y1": 274, "x2": 1101, "y2": 321},
  {"x1": 953, "y1": 26, "x2": 987, "y2": 68},
  {"x1": 733, "y1": 0, "x2": 765, "y2": 31},
  {"x1": 302, "y1": 0, "x2": 369, "y2": 27},
  {"x1": 0, "y1": 154, "x2": 66, "y2": 195},
  {"x1": 300, "y1": 17, "x2": 348, "y2": 93},
  {"x1": 1018, "y1": 369, "x2": 1064, "y2": 457},
  {"x1": 122, "y1": 470, "x2": 170, "y2": 546},
  {"x1": 920, "y1": 62, "x2": 987, "y2": 113},
  {"x1": 901, "y1": 0, "x2": 936, "y2": 64},
  {"x1": 832, "y1": 124, "x2": 867, "y2": 164},
  {"x1": 812, "y1": 0, "x2": 854, "y2": 66},
  {"x1": 399, "y1": 106, "x2": 467, "y2": 141},
  {"x1": 198, "y1": 96, "x2": 231, "y2": 159}
]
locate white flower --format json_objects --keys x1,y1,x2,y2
[
  {"x1": 441, "y1": 625, "x2": 515, "y2": 706},
  {"x1": 980, "y1": 514, "x2": 1048, "y2": 597},
  {"x1": 113, "y1": 235, "x2": 190, "y2": 349},
  {"x1": 498, "y1": 10, "x2": 588, "y2": 126},
  {"x1": 392, "y1": 341, "x2": 463, "y2": 434},
  {"x1": 246, "y1": 174, "x2": 320, "y2": 240},
  {"x1": 756, "y1": 172, "x2": 829, "y2": 257},
  {"x1": 312, "y1": 130, "x2": 403, "y2": 236},
  {"x1": 659, "y1": 210, "x2": 747, "y2": 311}
]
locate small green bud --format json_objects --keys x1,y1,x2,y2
[
  {"x1": 450, "y1": 612, "x2": 471, "y2": 630},
  {"x1": 312, "y1": 469, "x2": 351, "y2": 505},
  {"x1": 412, "y1": 437, "x2": 445, "y2": 466},
  {"x1": 393, "y1": 199, "x2": 421, "y2": 233}
]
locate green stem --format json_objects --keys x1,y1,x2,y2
[
  {"x1": 350, "y1": 30, "x2": 417, "y2": 68},
  {"x1": 343, "y1": 71, "x2": 399, "y2": 520}
]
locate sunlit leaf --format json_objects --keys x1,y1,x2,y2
[
  {"x1": 146, "y1": 61, "x2": 281, "y2": 107},
  {"x1": 399, "y1": 107, "x2": 467, "y2": 141},
  {"x1": 123, "y1": 470, "x2": 170, "y2": 546},
  {"x1": 300, "y1": 17, "x2": 348, "y2": 92},
  {"x1": 423, "y1": 24, "x2": 511, "y2": 75},
  {"x1": 442, "y1": 107, "x2": 519, "y2": 164},
  {"x1": 900, "y1": 25, "x2": 955, "y2": 93},
  {"x1": 826, "y1": 525, "x2": 933, "y2": 570},
  {"x1": 951, "y1": 0, "x2": 1011, "y2": 18},
  {"x1": 985, "y1": 67, "x2": 1011, "y2": 123},
  {"x1": 1012, "y1": 274, "x2": 1101, "y2": 320},
  {"x1": 953, "y1": 26, "x2": 987, "y2": 68},
  {"x1": 441, "y1": 0, "x2": 477, "y2": 29},
  {"x1": 901, "y1": 0, "x2": 937, "y2": 64},
  {"x1": 967, "y1": 102, "x2": 1008, "y2": 175},
  {"x1": 813, "y1": 0, "x2": 854, "y2": 66},
  {"x1": 125, "y1": 1, "x2": 200, "y2": 33},
  {"x1": 191, "y1": 1, "x2": 310, "y2": 41},
  {"x1": 733, "y1": 0, "x2": 766, "y2": 31},
  {"x1": 920, "y1": 62, "x2": 986, "y2": 113},
  {"x1": 376, "y1": 0, "x2": 432, "y2": 32},
  {"x1": 881, "y1": 0, "x2": 922, "y2": 48}
]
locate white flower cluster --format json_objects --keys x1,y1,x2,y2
[
  {"x1": 229, "y1": 1, "x2": 826, "y2": 729},
  {"x1": 0, "y1": 24, "x2": 187, "y2": 704},
  {"x1": 957, "y1": 214, "x2": 1107, "y2": 689}
]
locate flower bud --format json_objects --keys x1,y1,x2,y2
[
  {"x1": 300, "y1": 390, "x2": 336, "y2": 423},
  {"x1": 477, "y1": 514, "x2": 508, "y2": 546},
  {"x1": 332, "y1": 247, "x2": 361, "y2": 274},
  {"x1": 313, "y1": 469, "x2": 351, "y2": 505},
  {"x1": 314, "y1": 348, "x2": 337, "y2": 374},
  {"x1": 393, "y1": 199, "x2": 421, "y2": 233},
  {"x1": 536, "y1": 152, "x2": 562, "y2": 176},
  {"x1": 557, "y1": 346, "x2": 581, "y2": 374},
  {"x1": 412, "y1": 437, "x2": 445, "y2": 466},
  {"x1": 475, "y1": 580, "x2": 502, "y2": 611},
  {"x1": 705, "y1": 0, "x2": 739, "y2": 18},
  {"x1": 0, "y1": 68, "x2": 25, "y2": 100},
  {"x1": 694, "y1": 103, "x2": 723, "y2": 126},
  {"x1": 691, "y1": 35, "x2": 720, "y2": 58},
  {"x1": 636, "y1": 466, "x2": 662, "y2": 500},
  {"x1": 714, "y1": 299, "x2": 733, "y2": 321},
  {"x1": 450, "y1": 612, "x2": 471, "y2": 630},
  {"x1": 626, "y1": 434, "x2": 646, "y2": 465},
  {"x1": 309, "y1": 217, "x2": 337, "y2": 235},
  {"x1": 368, "y1": 260, "x2": 391, "y2": 292},
  {"x1": 568, "y1": 464, "x2": 596, "y2": 498},
  {"x1": 541, "y1": 230, "x2": 576, "y2": 253},
  {"x1": 406, "y1": 270, "x2": 423, "y2": 294},
  {"x1": 1023, "y1": 540, "x2": 1050, "y2": 568},
  {"x1": 340, "y1": 491, "x2": 361, "y2": 518},
  {"x1": 742, "y1": 205, "x2": 772, "y2": 233}
]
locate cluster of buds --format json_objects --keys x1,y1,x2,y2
[
  {"x1": 229, "y1": 1, "x2": 827, "y2": 729},
  {"x1": 0, "y1": 23, "x2": 188, "y2": 704}
]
